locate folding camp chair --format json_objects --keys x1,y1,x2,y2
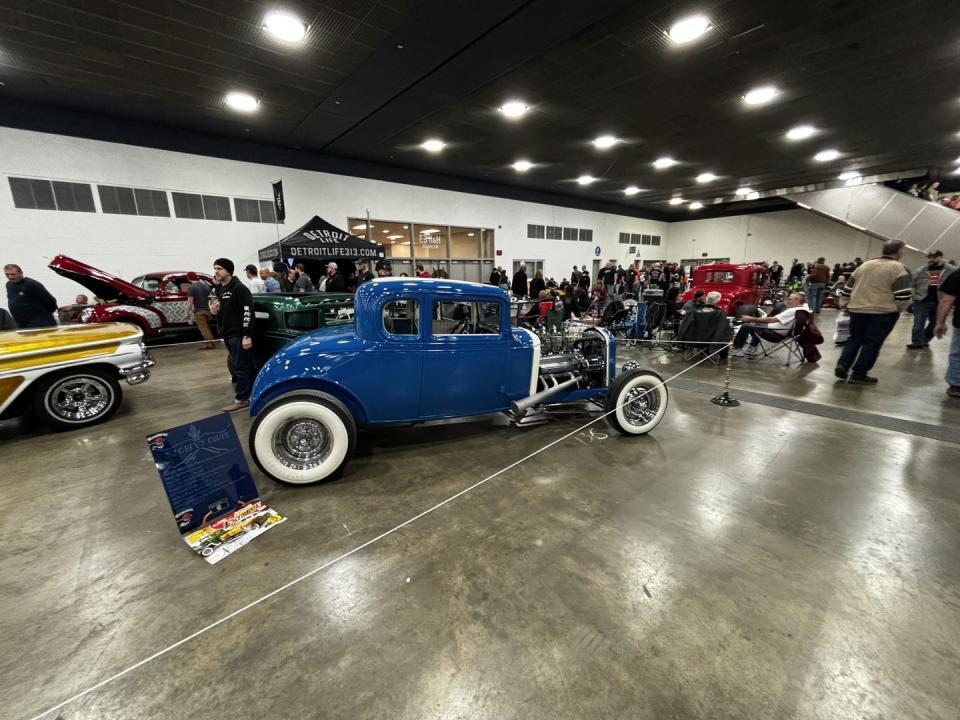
[
  {"x1": 676, "y1": 307, "x2": 729, "y2": 365},
  {"x1": 752, "y1": 309, "x2": 811, "y2": 366}
]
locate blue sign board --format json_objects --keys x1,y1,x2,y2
[{"x1": 147, "y1": 414, "x2": 258, "y2": 534}]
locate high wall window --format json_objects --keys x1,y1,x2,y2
[
  {"x1": 172, "y1": 192, "x2": 232, "y2": 221},
  {"x1": 9, "y1": 177, "x2": 95, "y2": 212},
  {"x1": 98, "y1": 185, "x2": 170, "y2": 217},
  {"x1": 234, "y1": 197, "x2": 279, "y2": 223}
]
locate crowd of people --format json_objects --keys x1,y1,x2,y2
[{"x1": 5, "y1": 242, "x2": 960, "y2": 403}]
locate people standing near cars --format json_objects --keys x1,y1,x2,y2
[
  {"x1": 186, "y1": 273, "x2": 216, "y2": 349},
  {"x1": 807, "y1": 257, "x2": 831, "y2": 313},
  {"x1": 416, "y1": 264, "x2": 431, "y2": 278},
  {"x1": 933, "y1": 265, "x2": 960, "y2": 398},
  {"x1": 512, "y1": 264, "x2": 528, "y2": 299},
  {"x1": 529, "y1": 270, "x2": 546, "y2": 299},
  {"x1": 599, "y1": 260, "x2": 617, "y2": 304},
  {"x1": 4, "y1": 263, "x2": 58, "y2": 328},
  {"x1": 245, "y1": 264, "x2": 266, "y2": 294},
  {"x1": 908, "y1": 250, "x2": 955, "y2": 349},
  {"x1": 770, "y1": 261, "x2": 783, "y2": 286},
  {"x1": 835, "y1": 240, "x2": 912, "y2": 385},
  {"x1": 293, "y1": 263, "x2": 315, "y2": 294},
  {"x1": 356, "y1": 260, "x2": 375, "y2": 287},
  {"x1": 209, "y1": 258, "x2": 255, "y2": 412},
  {"x1": 324, "y1": 261, "x2": 347, "y2": 292},
  {"x1": 259, "y1": 267, "x2": 281, "y2": 293},
  {"x1": 0, "y1": 306, "x2": 17, "y2": 330}
]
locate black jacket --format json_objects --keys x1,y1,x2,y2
[
  {"x1": 214, "y1": 276, "x2": 253, "y2": 338},
  {"x1": 5, "y1": 277, "x2": 57, "y2": 328},
  {"x1": 529, "y1": 277, "x2": 546, "y2": 298},
  {"x1": 326, "y1": 273, "x2": 347, "y2": 292},
  {"x1": 489, "y1": 270, "x2": 500, "y2": 286},
  {"x1": 511, "y1": 270, "x2": 528, "y2": 297}
]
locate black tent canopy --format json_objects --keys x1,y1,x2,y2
[{"x1": 258, "y1": 215, "x2": 385, "y2": 264}]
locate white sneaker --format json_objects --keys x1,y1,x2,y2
[
  {"x1": 745, "y1": 345, "x2": 761, "y2": 357},
  {"x1": 732, "y1": 349, "x2": 746, "y2": 357}
]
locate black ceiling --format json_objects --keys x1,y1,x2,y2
[{"x1": 0, "y1": 0, "x2": 958, "y2": 219}]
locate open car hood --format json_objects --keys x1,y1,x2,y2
[{"x1": 48, "y1": 254, "x2": 154, "y2": 303}]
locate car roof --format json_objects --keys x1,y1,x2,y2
[
  {"x1": 694, "y1": 263, "x2": 767, "y2": 271},
  {"x1": 360, "y1": 277, "x2": 507, "y2": 299}
]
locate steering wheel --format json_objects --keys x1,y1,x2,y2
[{"x1": 452, "y1": 317, "x2": 472, "y2": 334}]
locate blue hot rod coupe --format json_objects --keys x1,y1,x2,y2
[{"x1": 248, "y1": 279, "x2": 668, "y2": 485}]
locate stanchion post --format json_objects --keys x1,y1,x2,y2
[{"x1": 711, "y1": 326, "x2": 740, "y2": 407}]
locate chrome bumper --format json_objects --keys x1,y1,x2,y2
[{"x1": 119, "y1": 347, "x2": 156, "y2": 385}]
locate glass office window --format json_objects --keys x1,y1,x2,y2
[{"x1": 412, "y1": 224, "x2": 448, "y2": 258}]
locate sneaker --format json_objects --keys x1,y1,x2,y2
[
  {"x1": 948, "y1": 386, "x2": 960, "y2": 399},
  {"x1": 834, "y1": 366, "x2": 849, "y2": 379},
  {"x1": 906, "y1": 343, "x2": 925, "y2": 349},
  {"x1": 848, "y1": 374, "x2": 878, "y2": 385},
  {"x1": 221, "y1": 400, "x2": 249, "y2": 413},
  {"x1": 732, "y1": 349, "x2": 745, "y2": 357},
  {"x1": 745, "y1": 345, "x2": 761, "y2": 357}
]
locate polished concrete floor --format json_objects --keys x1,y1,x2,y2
[{"x1": 2, "y1": 313, "x2": 959, "y2": 719}]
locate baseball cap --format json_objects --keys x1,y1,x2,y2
[{"x1": 326, "y1": 261, "x2": 338, "y2": 269}]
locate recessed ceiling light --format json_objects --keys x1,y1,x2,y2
[
  {"x1": 844, "y1": 176, "x2": 863, "y2": 186},
  {"x1": 593, "y1": 135, "x2": 618, "y2": 149},
  {"x1": 667, "y1": 15, "x2": 711, "y2": 44},
  {"x1": 653, "y1": 156, "x2": 677, "y2": 169},
  {"x1": 743, "y1": 85, "x2": 780, "y2": 106},
  {"x1": 689, "y1": 201, "x2": 704, "y2": 210},
  {"x1": 837, "y1": 171, "x2": 860, "y2": 180},
  {"x1": 387, "y1": 234, "x2": 403, "y2": 239},
  {"x1": 467, "y1": 232, "x2": 476, "y2": 236},
  {"x1": 499, "y1": 100, "x2": 529, "y2": 119},
  {"x1": 746, "y1": 191, "x2": 760, "y2": 200},
  {"x1": 577, "y1": 175, "x2": 597, "y2": 185},
  {"x1": 786, "y1": 124, "x2": 816, "y2": 141},
  {"x1": 382, "y1": 229, "x2": 389, "y2": 233},
  {"x1": 735, "y1": 187, "x2": 753, "y2": 196},
  {"x1": 669, "y1": 197, "x2": 685, "y2": 205},
  {"x1": 224, "y1": 91, "x2": 259, "y2": 113},
  {"x1": 814, "y1": 149, "x2": 841, "y2": 162},
  {"x1": 696, "y1": 172, "x2": 717, "y2": 183},
  {"x1": 263, "y1": 11, "x2": 307, "y2": 42},
  {"x1": 420, "y1": 228, "x2": 440, "y2": 234},
  {"x1": 624, "y1": 186, "x2": 643, "y2": 196},
  {"x1": 512, "y1": 160, "x2": 533, "y2": 172},
  {"x1": 402, "y1": 225, "x2": 408, "y2": 229},
  {"x1": 422, "y1": 139, "x2": 445, "y2": 153},
  {"x1": 352, "y1": 224, "x2": 367, "y2": 231}
]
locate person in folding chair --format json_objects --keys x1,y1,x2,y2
[
  {"x1": 676, "y1": 291, "x2": 730, "y2": 362},
  {"x1": 732, "y1": 291, "x2": 810, "y2": 359}
]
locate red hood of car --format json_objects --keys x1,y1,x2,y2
[{"x1": 48, "y1": 254, "x2": 155, "y2": 303}]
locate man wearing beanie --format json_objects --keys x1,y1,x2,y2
[{"x1": 209, "y1": 258, "x2": 255, "y2": 412}]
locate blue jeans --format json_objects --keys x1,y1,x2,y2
[
  {"x1": 837, "y1": 312, "x2": 899, "y2": 376},
  {"x1": 807, "y1": 283, "x2": 826, "y2": 312},
  {"x1": 910, "y1": 300, "x2": 937, "y2": 345},
  {"x1": 947, "y1": 326, "x2": 960, "y2": 387},
  {"x1": 224, "y1": 335, "x2": 255, "y2": 402}
]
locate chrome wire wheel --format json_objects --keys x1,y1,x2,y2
[
  {"x1": 622, "y1": 384, "x2": 660, "y2": 427},
  {"x1": 44, "y1": 375, "x2": 114, "y2": 423},
  {"x1": 272, "y1": 418, "x2": 332, "y2": 471}
]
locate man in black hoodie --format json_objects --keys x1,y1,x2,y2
[{"x1": 209, "y1": 258, "x2": 255, "y2": 412}]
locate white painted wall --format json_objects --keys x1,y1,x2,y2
[
  {"x1": 665, "y1": 208, "x2": 927, "y2": 269},
  {"x1": 0, "y1": 127, "x2": 668, "y2": 310}
]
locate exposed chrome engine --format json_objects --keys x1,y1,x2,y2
[{"x1": 512, "y1": 325, "x2": 609, "y2": 417}]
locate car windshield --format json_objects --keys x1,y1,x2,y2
[{"x1": 136, "y1": 278, "x2": 160, "y2": 292}]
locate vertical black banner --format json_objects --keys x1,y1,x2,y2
[{"x1": 272, "y1": 181, "x2": 285, "y2": 222}]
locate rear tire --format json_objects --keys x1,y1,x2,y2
[
  {"x1": 604, "y1": 369, "x2": 668, "y2": 436},
  {"x1": 250, "y1": 396, "x2": 356, "y2": 486},
  {"x1": 31, "y1": 367, "x2": 122, "y2": 431}
]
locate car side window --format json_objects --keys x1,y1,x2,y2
[
  {"x1": 383, "y1": 300, "x2": 418, "y2": 335},
  {"x1": 432, "y1": 301, "x2": 500, "y2": 335},
  {"x1": 285, "y1": 310, "x2": 320, "y2": 331}
]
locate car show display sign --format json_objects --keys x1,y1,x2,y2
[
  {"x1": 147, "y1": 413, "x2": 285, "y2": 564},
  {"x1": 258, "y1": 215, "x2": 385, "y2": 262}
]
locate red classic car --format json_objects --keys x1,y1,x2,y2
[
  {"x1": 49, "y1": 255, "x2": 214, "y2": 337},
  {"x1": 680, "y1": 263, "x2": 771, "y2": 315}
]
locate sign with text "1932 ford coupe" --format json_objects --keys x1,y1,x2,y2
[
  {"x1": 0, "y1": 323, "x2": 154, "y2": 430},
  {"x1": 247, "y1": 278, "x2": 668, "y2": 486}
]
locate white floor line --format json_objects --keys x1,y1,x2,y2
[{"x1": 27, "y1": 345, "x2": 729, "y2": 720}]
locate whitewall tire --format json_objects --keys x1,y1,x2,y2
[
  {"x1": 604, "y1": 369, "x2": 668, "y2": 436},
  {"x1": 250, "y1": 397, "x2": 356, "y2": 486}
]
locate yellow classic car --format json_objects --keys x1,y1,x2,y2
[{"x1": 0, "y1": 323, "x2": 155, "y2": 430}]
